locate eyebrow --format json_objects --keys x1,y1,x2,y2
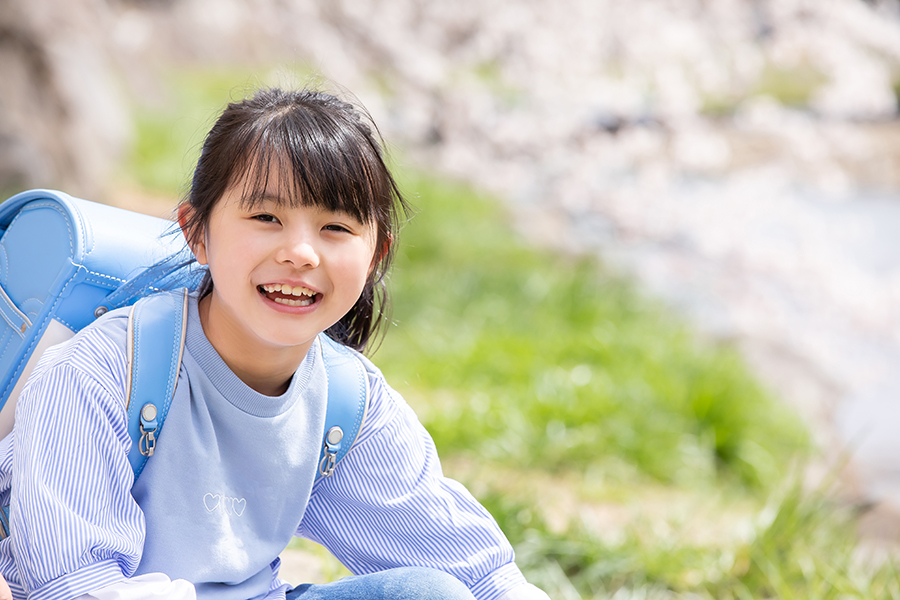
[{"x1": 240, "y1": 189, "x2": 293, "y2": 208}]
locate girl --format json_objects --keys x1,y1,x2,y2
[{"x1": 0, "y1": 88, "x2": 550, "y2": 600}]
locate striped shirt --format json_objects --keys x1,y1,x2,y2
[{"x1": 0, "y1": 300, "x2": 525, "y2": 600}]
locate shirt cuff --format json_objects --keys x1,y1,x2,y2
[
  {"x1": 469, "y1": 562, "x2": 528, "y2": 600},
  {"x1": 27, "y1": 560, "x2": 125, "y2": 600},
  {"x1": 495, "y1": 583, "x2": 551, "y2": 600},
  {"x1": 75, "y1": 573, "x2": 197, "y2": 600}
]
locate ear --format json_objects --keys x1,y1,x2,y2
[
  {"x1": 178, "y1": 203, "x2": 208, "y2": 266},
  {"x1": 369, "y1": 232, "x2": 393, "y2": 274}
]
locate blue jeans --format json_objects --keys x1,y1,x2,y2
[{"x1": 285, "y1": 567, "x2": 476, "y2": 600}]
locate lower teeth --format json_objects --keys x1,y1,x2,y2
[{"x1": 273, "y1": 296, "x2": 313, "y2": 307}]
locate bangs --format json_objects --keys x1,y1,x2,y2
[{"x1": 231, "y1": 107, "x2": 387, "y2": 225}]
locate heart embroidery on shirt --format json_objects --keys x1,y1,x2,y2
[
  {"x1": 203, "y1": 492, "x2": 247, "y2": 517},
  {"x1": 204, "y1": 493, "x2": 220, "y2": 512},
  {"x1": 232, "y1": 498, "x2": 247, "y2": 517}
]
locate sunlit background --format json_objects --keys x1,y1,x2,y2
[{"x1": 3, "y1": 0, "x2": 900, "y2": 597}]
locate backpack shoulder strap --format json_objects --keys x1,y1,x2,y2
[
  {"x1": 0, "y1": 290, "x2": 189, "y2": 539},
  {"x1": 126, "y1": 288, "x2": 189, "y2": 479},
  {"x1": 123, "y1": 294, "x2": 369, "y2": 483},
  {"x1": 316, "y1": 333, "x2": 370, "y2": 480}
]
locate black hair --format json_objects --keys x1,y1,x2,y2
[{"x1": 179, "y1": 87, "x2": 409, "y2": 352}]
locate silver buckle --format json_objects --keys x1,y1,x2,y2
[
  {"x1": 319, "y1": 426, "x2": 344, "y2": 477},
  {"x1": 139, "y1": 424, "x2": 156, "y2": 457}
]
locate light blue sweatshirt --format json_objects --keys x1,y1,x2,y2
[
  {"x1": 126, "y1": 297, "x2": 327, "y2": 598},
  {"x1": 0, "y1": 293, "x2": 526, "y2": 600}
]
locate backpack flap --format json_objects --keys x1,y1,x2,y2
[{"x1": 0, "y1": 189, "x2": 191, "y2": 437}]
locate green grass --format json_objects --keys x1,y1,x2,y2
[
  {"x1": 379, "y1": 173, "x2": 808, "y2": 490},
  {"x1": 119, "y1": 64, "x2": 898, "y2": 600},
  {"x1": 480, "y1": 475, "x2": 900, "y2": 599}
]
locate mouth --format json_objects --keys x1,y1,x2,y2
[{"x1": 258, "y1": 283, "x2": 321, "y2": 307}]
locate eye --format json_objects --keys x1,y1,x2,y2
[
  {"x1": 324, "y1": 223, "x2": 352, "y2": 233},
  {"x1": 252, "y1": 213, "x2": 280, "y2": 224}
]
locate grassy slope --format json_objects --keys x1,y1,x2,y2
[
  {"x1": 379, "y1": 173, "x2": 807, "y2": 490},
  {"x1": 122, "y1": 68, "x2": 898, "y2": 599},
  {"x1": 378, "y1": 174, "x2": 898, "y2": 600}
]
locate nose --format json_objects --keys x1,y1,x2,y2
[{"x1": 276, "y1": 231, "x2": 320, "y2": 268}]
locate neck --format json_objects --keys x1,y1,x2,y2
[{"x1": 198, "y1": 293, "x2": 313, "y2": 396}]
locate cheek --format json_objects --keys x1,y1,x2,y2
[
  {"x1": 350, "y1": 259, "x2": 375, "y2": 292},
  {"x1": 205, "y1": 226, "x2": 257, "y2": 265},
  {"x1": 342, "y1": 251, "x2": 378, "y2": 296}
]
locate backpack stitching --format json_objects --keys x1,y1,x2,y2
[{"x1": 0, "y1": 200, "x2": 76, "y2": 401}]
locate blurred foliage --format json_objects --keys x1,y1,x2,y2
[
  {"x1": 286, "y1": 537, "x2": 353, "y2": 583},
  {"x1": 126, "y1": 65, "x2": 314, "y2": 194},
  {"x1": 378, "y1": 173, "x2": 808, "y2": 490},
  {"x1": 893, "y1": 75, "x2": 900, "y2": 113},
  {"x1": 701, "y1": 94, "x2": 743, "y2": 118},
  {"x1": 753, "y1": 62, "x2": 828, "y2": 109},
  {"x1": 701, "y1": 61, "x2": 829, "y2": 117}
]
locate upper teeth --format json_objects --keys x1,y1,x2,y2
[{"x1": 262, "y1": 283, "x2": 315, "y2": 297}]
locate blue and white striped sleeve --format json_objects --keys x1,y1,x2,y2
[
  {"x1": 297, "y1": 374, "x2": 527, "y2": 600},
  {"x1": 9, "y1": 329, "x2": 143, "y2": 600}
]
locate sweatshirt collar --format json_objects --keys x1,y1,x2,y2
[{"x1": 183, "y1": 293, "x2": 318, "y2": 417}]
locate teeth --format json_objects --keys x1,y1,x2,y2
[
  {"x1": 261, "y1": 283, "x2": 315, "y2": 297},
  {"x1": 273, "y1": 296, "x2": 315, "y2": 307}
]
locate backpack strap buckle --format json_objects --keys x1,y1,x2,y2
[
  {"x1": 139, "y1": 402, "x2": 159, "y2": 457},
  {"x1": 319, "y1": 426, "x2": 343, "y2": 477},
  {"x1": 126, "y1": 290, "x2": 188, "y2": 475},
  {"x1": 139, "y1": 424, "x2": 157, "y2": 457}
]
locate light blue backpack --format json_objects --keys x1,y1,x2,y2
[{"x1": 0, "y1": 189, "x2": 368, "y2": 484}]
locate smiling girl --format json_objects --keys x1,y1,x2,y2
[{"x1": 0, "y1": 88, "x2": 549, "y2": 600}]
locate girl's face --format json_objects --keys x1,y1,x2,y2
[{"x1": 184, "y1": 171, "x2": 378, "y2": 372}]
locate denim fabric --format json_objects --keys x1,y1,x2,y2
[{"x1": 285, "y1": 568, "x2": 476, "y2": 600}]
